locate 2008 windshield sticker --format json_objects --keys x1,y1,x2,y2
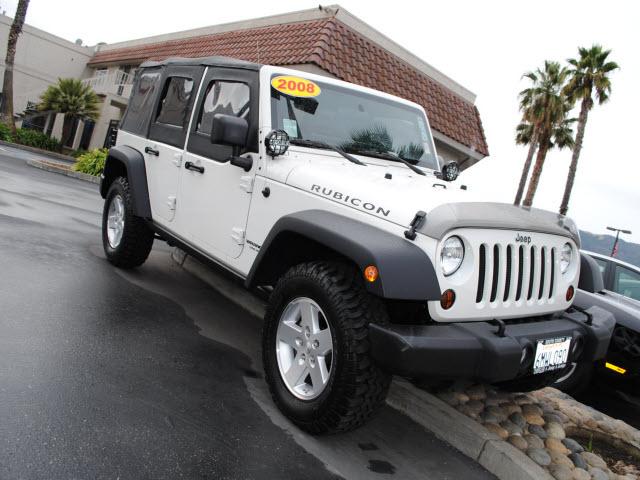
[{"x1": 271, "y1": 76, "x2": 321, "y2": 98}]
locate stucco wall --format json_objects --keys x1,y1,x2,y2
[{"x1": 0, "y1": 15, "x2": 94, "y2": 115}]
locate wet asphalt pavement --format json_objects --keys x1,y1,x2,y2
[{"x1": 0, "y1": 147, "x2": 494, "y2": 480}]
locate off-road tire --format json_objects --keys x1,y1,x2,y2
[
  {"x1": 102, "y1": 176, "x2": 154, "y2": 269},
  {"x1": 262, "y1": 261, "x2": 391, "y2": 434}
]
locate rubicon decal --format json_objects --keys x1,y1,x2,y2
[{"x1": 310, "y1": 185, "x2": 390, "y2": 217}]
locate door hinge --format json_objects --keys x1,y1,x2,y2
[
  {"x1": 172, "y1": 153, "x2": 183, "y2": 167},
  {"x1": 239, "y1": 175, "x2": 254, "y2": 193},
  {"x1": 231, "y1": 227, "x2": 245, "y2": 245},
  {"x1": 167, "y1": 195, "x2": 177, "y2": 211}
]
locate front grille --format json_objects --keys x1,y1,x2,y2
[{"x1": 476, "y1": 243, "x2": 557, "y2": 305}]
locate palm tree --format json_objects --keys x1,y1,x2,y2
[
  {"x1": 0, "y1": 0, "x2": 30, "y2": 133},
  {"x1": 513, "y1": 121, "x2": 537, "y2": 205},
  {"x1": 558, "y1": 45, "x2": 618, "y2": 215},
  {"x1": 38, "y1": 78, "x2": 100, "y2": 147},
  {"x1": 521, "y1": 61, "x2": 570, "y2": 208}
]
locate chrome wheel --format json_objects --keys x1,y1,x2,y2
[
  {"x1": 276, "y1": 297, "x2": 334, "y2": 400},
  {"x1": 106, "y1": 194, "x2": 125, "y2": 248}
]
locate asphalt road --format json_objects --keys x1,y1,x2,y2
[{"x1": 0, "y1": 147, "x2": 493, "y2": 480}]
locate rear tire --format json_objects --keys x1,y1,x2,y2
[
  {"x1": 102, "y1": 176, "x2": 154, "y2": 269},
  {"x1": 262, "y1": 261, "x2": 391, "y2": 434}
]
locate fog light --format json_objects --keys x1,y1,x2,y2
[
  {"x1": 566, "y1": 286, "x2": 575, "y2": 301},
  {"x1": 440, "y1": 289, "x2": 456, "y2": 309},
  {"x1": 364, "y1": 265, "x2": 379, "y2": 283}
]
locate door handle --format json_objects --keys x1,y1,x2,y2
[
  {"x1": 145, "y1": 146, "x2": 159, "y2": 156},
  {"x1": 185, "y1": 161, "x2": 205, "y2": 174}
]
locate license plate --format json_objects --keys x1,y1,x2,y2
[{"x1": 533, "y1": 337, "x2": 571, "y2": 375}]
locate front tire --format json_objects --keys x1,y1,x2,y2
[
  {"x1": 262, "y1": 261, "x2": 391, "y2": 434},
  {"x1": 102, "y1": 176, "x2": 154, "y2": 269}
]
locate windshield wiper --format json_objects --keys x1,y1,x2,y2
[
  {"x1": 290, "y1": 138, "x2": 366, "y2": 166},
  {"x1": 345, "y1": 148, "x2": 426, "y2": 176}
]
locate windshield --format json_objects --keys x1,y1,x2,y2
[{"x1": 270, "y1": 75, "x2": 438, "y2": 171}]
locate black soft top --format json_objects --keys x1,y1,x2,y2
[{"x1": 139, "y1": 55, "x2": 261, "y2": 71}]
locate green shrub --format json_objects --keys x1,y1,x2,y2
[
  {"x1": 0, "y1": 123, "x2": 12, "y2": 142},
  {"x1": 13, "y1": 128, "x2": 62, "y2": 152},
  {"x1": 73, "y1": 148, "x2": 108, "y2": 176},
  {"x1": 70, "y1": 149, "x2": 88, "y2": 158}
]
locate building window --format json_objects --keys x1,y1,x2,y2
[{"x1": 156, "y1": 76, "x2": 194, "y2": 127}]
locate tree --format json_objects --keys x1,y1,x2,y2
[
  {"x1": 0, "y1": 0, "x2": 30, "y2": 133},
  {"x1": 38, "y1": 78, "x2": 100, "y2": 147},
  {"x1": 513, "y1": 121, "x2": 537, "y2": 205},
  {"x1": 558, "y1": 45, "x2": 618, "y2": 216},
  {"x1": 521, "y1": 61, "x2": 571, "y2": 208}
]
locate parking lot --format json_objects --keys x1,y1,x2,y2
[{"x1": 0, "y1": 149, "x2": 495, "y2": 479}]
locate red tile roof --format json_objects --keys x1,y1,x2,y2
[{"x1": 90, "y1": 18, "x2": 488, "y2": 156}]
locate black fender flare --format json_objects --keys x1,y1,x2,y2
[
  {"x1": 578, "y1": 253, "x2": 605, "y2": 294},
  {"x1": 245, "y1": 210, "x2": 441, "y2": 301},
  {"x1": 100, "y1": 145, "x2": 152, "y2": 219}
]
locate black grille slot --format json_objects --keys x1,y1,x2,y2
[
  {"x1": 549, "y1": 248, "x2": 555, "y2": 298},
  {"x1": 527, "y1": 247, "x2": 536, "y2": 300},
  {"x1": 538, "y1": 247, "x2": 546, "y2": 300},
  {"x1": 476, "y1": 245, "x2": 486, "y2": 303},
  {"x1": 490, "y1": 245, "x2": 500, "y2": 302},
  {"x1": 503, "y1": 245, "x2": 512, "y2": 301},
  {"x1": 516, "y1": 246, "x2": 524, "y2": 301}
]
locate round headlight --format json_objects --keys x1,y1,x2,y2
[
  {"x1": 560, "y1": 243, "x2": 573, "y2": 274},
  {"x1": 265, "y1": 130, "x2": 290, "y2": 157},
  {"x1": 441, "y1": 236, "x2": 465, "y2": 276}
]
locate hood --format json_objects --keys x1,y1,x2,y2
[
  {"x1": 285, "y1": 159, "x2": 468, "y2": 227},
  {"x1": 285, "y1": 159, "x2": 580, "y2": 245}
]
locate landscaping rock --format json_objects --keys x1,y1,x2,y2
[
  {"x1": 587, "y1": 467, "x2": 609, "y2": 480},
  {"x1": 500, "y1": 419, "x2": 523, "y2": 436},
  {"x1": 582, "y1": 452, "x2": 608, "y2": 470},
  {"x1": 569, "y1": 452, "x2": 588, "y2": 470},
  {"x1": 544, "y1": 413, "x2": 565, "y2": 424},
  {"x1": 549, "y1": 450, "x2": 575, "y2": 469},
  {"x1": 485, "y1": 405, "x2": 507, "y2": 422},
  {"x1": 550, "y1": 464, "x2": 574, "y2": 480},
  {"x1": 529, "y1": 423, "x2": 549, "y2": 437},
  {"x1": 522, "y1": 403, "x2": 544, "y2": 417},
  {"x1": 562, "y1": 438, "x2": 584, "y2": 454},
  {"x1": 453, "y1": 392, "x2": 470, "y2": 404},
  {"x1": 500, "y1": 402, "x2": 522, "y2": 415},
  {"x1": 509, "y1": 412, "x2": 527, "y2": 428},
  {"x1": 524, "y1": 433, "x2": 545, "y2": 449},
  {"x1": 479, "y1": 411, "x2": 500, "y2": 424},
  {"x1": 484, "y1": 422, "x2": 509, "y2": 440},
  {"x1": 546, "y1": 437, "x2": 570, "y2": 455},
  {"x1": 508, "y1": 434, "x2": 528, "y2": 451},
  {"x1": 466, "y1": 384, "x2": 486, "y2": 401},
  {"x1": 546, "y1": 421, "x2": 567, "y2": 440},
  {"x1": 572, "y1": 468, "x2": 590, "y2": 480},
  {"x1": 437, "y1": 391, "x2": 460, "y2": 406},
  {"x1": 527, "y1": 447, "x2": 552, "y2": 466}
]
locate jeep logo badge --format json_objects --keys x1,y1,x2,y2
[{"x1": 515, "y1": 233, "x2": 532, "y2": 244}]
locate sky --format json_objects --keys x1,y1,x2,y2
[{"x1": 3, "y1": 0, "x2": 639, "y2": 243}]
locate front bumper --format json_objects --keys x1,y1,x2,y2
[{"x1": 369, "y1": 306, "x2": 615, "y2": 383}]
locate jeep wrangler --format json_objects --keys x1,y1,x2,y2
[{"x1": 100, "y1": 56, "x2": 614, "y2": 434}]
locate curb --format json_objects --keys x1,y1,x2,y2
[
  {"x1": 171, "y1": 248, "x2": 552, "y2": 480},
  {"x1": 26, "y1": 159, "x2": 100, "y2": 184},
  {"x1": 0, "y1": 140, "x2": 76, "y2": 164}
]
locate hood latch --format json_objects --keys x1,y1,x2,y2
[{"x1": 404, "y1": 211, "x2": 427, "y2": 241}]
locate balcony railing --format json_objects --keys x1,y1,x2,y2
[{"x1": 82, "y1": 70, "x2": 134, "y2": 99}]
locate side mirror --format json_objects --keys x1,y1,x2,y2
[
  {"x1": 211, "y1": 114, "x2": 248, "y2": 149},
  {"x1": 211, "y1": 114, "x2": 252, "y2": 172},
  {"x1": 440, "y1": 161, "x2": 460, "y2": 182}
]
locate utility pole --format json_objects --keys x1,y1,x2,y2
[{"x1": 607, "y1": 226, "x2": 632, "y2": 257}]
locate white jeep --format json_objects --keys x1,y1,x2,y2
[{"x1": 100, "y1": 56, "x2": 614, "y2": 434}]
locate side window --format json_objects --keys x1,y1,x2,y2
[
  {"x1": 156, "y1": 77, "x2": 194, "y2": 127},
  {"x1": 196, "y1": 81, "x2": 250, "y2": 135},
  {"x1": 593, "y1": 257, "x2": 608, "y2": 275},
  {"x1": 120, "y1": 70, "x2": 161, "y2": 135},
  {"x1": 613, "y1": 265, "x2": 640, "y2": 301}
]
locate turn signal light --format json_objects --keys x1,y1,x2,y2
[
  {"x1": 605, "y1": 362, "x2": 626, "y2": 375},
  {"x1": 364, "y1": 265, "x2": 379, "y2": 283},
  {"x1": 440, "y1": 289, "x2": 456, "y2": 310},
  {"x1": 566, "y1": 286, "x2": 575, "y2": 302}
]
